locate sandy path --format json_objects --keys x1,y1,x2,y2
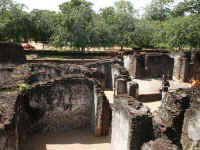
[{"x1": 24, "y1": 129, "x2": 111, "y2": 150}]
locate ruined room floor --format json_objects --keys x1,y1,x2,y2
[
  {"x1": 23, "y1": 129, "x2": 111, "y2": 150},
  {"x1": 133, "y1": 78, "x2": 191, "y2": 94},
  {"x1": 104, "y1": 79, "x2": 190, "y2": 112},
  {"x1": 104, "y1": 91, "x2": 161, "y2": 112}
]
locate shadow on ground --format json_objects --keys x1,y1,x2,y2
[{"x1": 23, "y1": 128, "x2": 111, "y2": 150}]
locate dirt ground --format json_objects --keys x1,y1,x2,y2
[{"x1": 23, "y1": 129, "x2": 111, "y2": 150}]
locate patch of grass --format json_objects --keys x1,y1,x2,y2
[{"x1": 18, "y1": 83, "x2": 29, "y2": 92}]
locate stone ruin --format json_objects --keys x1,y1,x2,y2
[
  {"x1": 0, "y1": 43, "x2": 200, "y2": 150},
  {"x1": 123, "y1": 51, "x2": 200, "y2": 81},
  {"x1": 0, "y1": 43, "x2": 112, "y2": 150},
  {"x1": 112, "y1": 67, "x2": 200, "y2": 150}
]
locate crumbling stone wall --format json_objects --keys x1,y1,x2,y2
[
  {"x1": 181, "y1": 85, "x2": 200, "y2": 150},
  {"x1": 26, "y1": 78, "x2": 94, "y2": 132},
  {"x1": 124, "y1": 51, "x2": 200, "y2": 81},
  {"x1": 145, "y1": 54, "x2": 174, "y2": 79},
  {"x1": 86, "y1": 61, "x2": 112, "y2": 90},
  {"x1": 0, "y1": 43, "x2": 26, "y2": 65},
  {"x1": 151, "y1": 85, "x2": 200, "y2": 150},
  {"x1": 0, "y1": 43, "x2": 26, "y2": 87},
  {"x1": 172, "y1": 52, "x2": 191, "y2": 82},
  {"x1": 0, "y1": 62, "x2": 111, "y2": 150},
  {"x1": 0, "y1": 67, "x2": 14, "y2": 85},
  {"x1": 152, "y1": 90, "x2": 191, "y2": 148},
  {"x1": 86, "y1": 59, "x2": 122, "y2": 90},
  {"x1": 111, "y1": 96, "x2": 153, "y2": 150},
  {"x1": 190, "y1": 52, "x2": 200, "y2": 80},
  {"x1": 112, "y1": 60, "x2": 200, "y2": 150},
  {"x1": 123, "y1": 53, "x2": 174, "y2": 79},
  {"x1": 112, "y1": 63, "x2": 130, "y2": 91},
  {"x1": 123, "y1": 54, "x2": 145, "y2": 78},
  {"x1": 123, "y1": 55, "x2": 137, "y2": 77},
  {"x1": 0, "y1": 91, "x2": 19, "y2": 150},
  {"x1": 171, "y1": 51, "x2": 200, "y2": 82}
]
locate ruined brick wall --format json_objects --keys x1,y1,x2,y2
[
  {"x1": 123, "y1": 54, "x2": 146, "y2": 78},
  {"x1": 0, "y1": 79, "x2": 111, "y2": 150},
  {"x1": 153, "y1": 90, "x2": 191, "y2": 148},
  {"x1": 0, "y1": 67, "x2": 14, "y2": 85},
  {"x1": 172, "y1": 51, "x2": 200, "y2": 82},
  {"x1": 172, "y1": 52, "x2": 191, "y2": 81},
  {"x1": 0, "y1": 62, "x2": 111, "y2": 150},
  {"x1": 0, "y1": 130, "x2": 7, "y2": 150},
  {"x1": 86, "y1": 59, "x2": 122, "y2": 90},
  {"x1": 111, "y1": 96, "x2": 153, "y2": 150},
  {"x1": 181, "y1": 85, "x2": 200, "y2": 150},
  {"x1": 25, "y1": 78, "x2": 94, "y2": 132},
  {"x1": 190, "y1": 52, "x2": 200, "y2": 80},
  {"x1": 123, "y1": 53, "x2": 174, "y2": 79},
  {"x1": 87, "y1": 61, "x2": 112, "y2": 90},
  {"x1": 0, "y1": 91, "x2": 19, "y2": 150},
  {"x1": 123, "y1": 55, "x2": 137, "y2": 76},
  {"x1": 145, "y1": 54, "x2": 174, "y2": 79},
  {"x1": 0, "y1": 43, "x2": 26, "y2": 88},
  {"x1": 112, "y1": 60, "x2": 200, "y2": 150},
  {"x1": 112, "y1": 63, "x2": 130, "y2": 93},
  {"x1": 151, "y1": 85, "x2": 200, "y2": 150},
  {"x1": 111, "y1": 97, "x2": 130, "y2": 150},
  {"x1": 0, "y1": 43, "x2": 26, "y2": 65}
]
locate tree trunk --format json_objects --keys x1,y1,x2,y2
[
  {"x1": 81, "y1": 47, "x2": 85, "y2": 53},
  {"x1": 120, "y1": 45, "x2": 123, "y2": 51}
]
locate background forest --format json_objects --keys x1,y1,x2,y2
[{"x1": 0, "y1": 0, "x2": 200, "y2": 51}]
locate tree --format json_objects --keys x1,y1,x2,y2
[
  {"x1": 0, "y1": 0, "x2": 13, "y2": 12},
  {"x1": 30, "y1": 9, "x2": 58, "y2": 46},
  {"x1": 114, "y1": 13, "x2": 135, "y2": 50},
  {"x1": 58, "y1": 0, "x2": 95, "y2": 52},
  {"x1": 98, "y1": 7, "x2": 117, "y2": 47},
  {"x1": 186, "y1": 0, "x2": 200, "y2": 14},
  {"x1": 145, "y1": 0, "x2": 174, "y2": 21},
  {"x1": 113, "y1": 0, "x2": 136, "y2": 50},
  {"x1": 133, "y1": 20, "x2": 156, "y2": 48},
  {"x1": 1, "y1": 1, "x2": 32, "y2": 42},
  {"x1": 91, "y1": 14, "x2": 115, "y2": 48},
  {"x1": 114, "y1": 0, "x2": 135, "y2": 15},
  {"x1": 172, "y1": 0, "x2": 200, "y2": 17},
  {"x1": 0, "y1": 0, "x2": 14, "y2": 40},
  {"x1": 172, "y1": 1, "x2": 188, "y2": 17},
  {"x1": 185, "y1": 15, "x2": 200, "y2": 49},
  {"x1": 164, "y1": 16, "x2": 190, "y2": 50},
  {"x1": 5, "y1": 10, "x2": 32, "y2": 42},
  {"x1": 99, "y1": 7, "x2": 116, "y2": 25}
]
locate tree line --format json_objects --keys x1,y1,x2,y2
[{"x1": 0, "y1": 0, "x2": 200, "y2": 51}]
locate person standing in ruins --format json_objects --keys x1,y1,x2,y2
[{"x1": 160, "y1": 74, "x2": 170, "y2": 104}]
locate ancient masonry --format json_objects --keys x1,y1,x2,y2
[{"x1": 0, "y1": 43, "x2": 200, "y2": 150}]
